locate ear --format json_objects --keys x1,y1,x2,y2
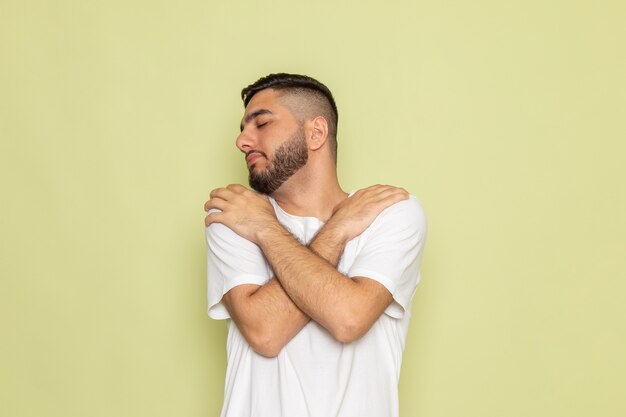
[{"x1": 307, "y1": 116, "x2": 329, "y2": 152}]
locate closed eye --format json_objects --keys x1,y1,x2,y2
[
  {"x1": 241, "y1": 109, "x2": 274, "y2": 132},
  {"x1": 257, "y1": 122, "x2": 269, "y2": 129}
]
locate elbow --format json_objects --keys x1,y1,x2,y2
[
  {"x1": 330, "y1": 316, "x2": 368, "y2": 344},
  {"x1": 246, "y1": 329, "x2": 284, "y2": 358},
  {"x1": 251, "y1": 341, "x2": 281, "y2": 358}
]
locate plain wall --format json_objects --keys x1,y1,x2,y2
[{"x1": 1, "y1": 1, "x2": 625, "y2": 416}]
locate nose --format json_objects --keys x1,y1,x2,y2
[{"x1": 236, "y1": 128, "x2": 256, "y2": 153}]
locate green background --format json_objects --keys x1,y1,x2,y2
[{"x1": 1, "y1": 1, "x2": 625, "y2": 416}]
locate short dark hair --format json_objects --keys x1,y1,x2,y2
[{"x1": 241, "y1": 73, "x2": 339, "y2": 159}]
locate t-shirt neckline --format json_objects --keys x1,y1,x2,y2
[{"x1": 268, "y1": 191, "x2": 355, "y2": 224}]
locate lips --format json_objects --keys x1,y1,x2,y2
[{"x1": 246, "y1": 151, "x2": 264, "y2": 167}]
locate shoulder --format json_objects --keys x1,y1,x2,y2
[
  {"x1": 354, "y1": 194, "x2": 428, "y2": 246},
  {"x1": 375, "y1": 195, "x2": 427, "y2": 232},
  {"x1": 205, "y1": 209, "x2": 231, "y2": 238},
  {"x1": 205, "y1": 209, "x2": 258, "y2": 250}
]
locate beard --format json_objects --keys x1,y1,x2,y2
[{"x1": 248, "y1": 127, "x2": 308, "y2": 195}]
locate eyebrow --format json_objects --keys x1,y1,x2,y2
[{"x1": 240, "y1": 109, "x2": 273, "y2": 132}]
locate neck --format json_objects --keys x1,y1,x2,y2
[{"x1": 270, "y1": 159, "x2": 347, "y2": 222}]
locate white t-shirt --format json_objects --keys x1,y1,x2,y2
[{"x1": 206, "y1": 195, "x2": 427, "y2": 417}]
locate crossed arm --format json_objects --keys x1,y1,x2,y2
[{"x1": 205, "y1": 185, "x2": 408, "y2": 357}]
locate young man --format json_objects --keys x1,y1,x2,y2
[{"x1": 204, "y1": 73, "x2": 427, "y2": 417}]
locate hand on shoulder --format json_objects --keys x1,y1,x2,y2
[
  {"x1": 204, "y1": 184, "x2": 278, "y2": 244},
  {"x1": 326, "y1": 184, "x2": 410, "y2": 242}
]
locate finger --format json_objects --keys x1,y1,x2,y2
[
  {"x1": 353, "y1": 187, "x2": 407, "y2": 213},
  {"x1": 375, "y1": 186, "x2": 409, "y2": 201},
  {"x1": 352, "y1": 184, "x2": 382, "y2": 198},
  {"x1": 372, "y1": 184, "x2": 406, "y2": 195},
  {"x1": 205, "y1": 195, "x2": 220, "y2": 211},
  {"x1": 208, "y1": 187, "x2": 223, "y2": 200},
  {"x1": 209, "y1": 187, "x2": 235, "y2": 202},
  {"x1": 373, "y1": 192, "x2": 409, "y2": 214},
  {"x1": 204, "y1": 211, "x2": 224, "y2": 227},
  {"x1": 384, "y1": 190, "x2": 410, "y2": 204},
  {"x1": 371, "y1": 189, "x2": 409, "y2": 207},
  {"x1": 360, "y1": 184, "x2": 399, "y2": 197},
  {"x1": 353, "y1": 185, "x2": 402, "y2": 204},
  {"x1": 226, "y1": 184, "x2": 248, "y2": 194},
  {"x1": 204, "y1": 197, "x2": 228, "y2": 212}
]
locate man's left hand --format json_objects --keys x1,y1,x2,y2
[{"x1": 204, "y1": 184, "x2": 278, "y2": 244}]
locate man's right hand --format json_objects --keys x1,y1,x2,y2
[{"x1": 326, "y1": 185, "x2": 409, "y2": 242}]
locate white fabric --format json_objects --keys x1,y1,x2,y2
[{"x1": 206, "y1": 195, "x2": 427, "y2": 417}]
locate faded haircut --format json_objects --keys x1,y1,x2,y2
[{"x1": 241, "y1": 73, "x2": 339, "y2": 160}]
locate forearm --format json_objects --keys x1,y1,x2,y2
[
  {"x1": 226, "y1": 224, "x2": 347, "y2": 356},
  {"x1": 258, "y1": 221, "x2": 366, "y2": 342},
  {"x1": 227, "y1": 277, "x2": 307, "y2": 357},
  {"x1": 207, "y1": 184, "x2": 408, "y2": 347}
]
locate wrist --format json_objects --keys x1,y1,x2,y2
[
  {"x1": 317, "y1": 217, "x2": 350, "y2": 245},
  {"x1": 255, "y1": 220, "x2": 290, "y2": 247}
]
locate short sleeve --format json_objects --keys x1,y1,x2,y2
[
  {"x1": 347, "y1": 196, "x2": 427, "y2": 319},
  {"x1": 206, "y1": 213, "x2": 272, "y2": 320}
]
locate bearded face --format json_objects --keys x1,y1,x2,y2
[{"x1": 248, "y1": 126, "x2": 308, "y2": 195}]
